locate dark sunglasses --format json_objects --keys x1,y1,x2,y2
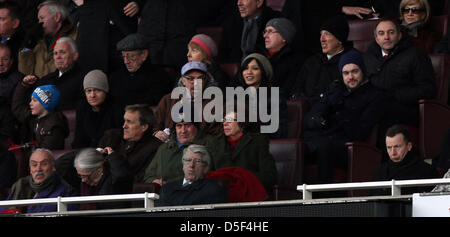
[{"x1": 401, "y1": 7, "x2": 425, "y2": 14}]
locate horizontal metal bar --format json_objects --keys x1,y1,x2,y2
[
  {"x1": 296, "y1": 178, "x2": 450, "y2": 192},
  {"x1": 0, "y1": 193, "x2": 159, "y2": 208}
]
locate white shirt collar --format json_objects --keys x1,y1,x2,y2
[{"x1": 327, "y1": 48, "x2": 344, "y2": 60}]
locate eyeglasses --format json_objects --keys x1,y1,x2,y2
[
  {"x1": 77, "y1": 167, "x2": 100, "y2": 180},
  {"x1": 401, "y1": 7, "x2": 425, "y2": 14},
  {"x1": 182, "y1": 157, "x2": 207, "y2": 165},
  {"x1": 263, "y1": 29, "x2": 278, "y2": 35},
  {"x1": 121, "y1": 52, "x2": 142, "y2": 61},
  {"x1": 182, "y1": 75, "x2": 206, "y2": 81}
]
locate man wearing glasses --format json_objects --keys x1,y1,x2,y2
[
  {"x1": 370, "y1": 124, "x2": 439, "y2": 196},
  {"x1": 109, "y1": 33, "x2": 172, "y2": 109},
  {"x1": 155, "y1": 144, "x2": 227, "y2": 207},
  {"x1": 262, "y1": 17, "x2": 303, "y2": 98},
  {"x1": 143, "y1": 112, "x2": 210, "y2": 186}
]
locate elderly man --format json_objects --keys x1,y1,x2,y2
[
  {"x1": 155, "y1": 144, "x2": 227, "y2": 207},
  {"x1": 20, "y1": 37, "x2": 85, "y2": 110},
  {"x1": 292, "y1": 15, "x2": 353, "y2": 102},
  {"x1": 262, "y1": 17, "x2": 304, "y2": 98},
  {"x1": 143, "y1": 112, "x2": 210, "y2": 185},
  {"x1": 97, "y1": 104, "x2": 163, "y2": 183},
  {"x1": 370, "y1": 125, "x2": 439, "y2": 196},
  {"x1": 364, "y1": 19, "x2": 436, "y2": 150},
  {"x1": 218, "y1": 0, "x2": 280, "y2": 63},
  {"x1": 109, "y1": 33, "x2": 172, "y2": 109},
  {"x1": 74, "y1": 148, "x2": 133, "y2": 210},
  {"x1": 0, "y1": 149, "x2": 78, "y2": 213},
  {"x1": 303, "y1": 50, "x2": 386, "y2": 184},
  {"x1": 153, "y1": 61, "x2": 219, "y2": 142},
  {"x1": 0, "y1": 1, "x2": 25, "y2": 72},
  {"x1": 18, "y1": 1, "x2": 77, "y2": 78}
]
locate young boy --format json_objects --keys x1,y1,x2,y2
[{"x1": 12, "y1": 84, "x2": 69, "y2": 149}]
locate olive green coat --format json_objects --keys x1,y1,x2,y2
[
  {"x1": 143, "y1": 136, "x2": 210, "y2": 184},
  {"x1": 207, "y1": 133, "x2": 277, "y2": 192}
]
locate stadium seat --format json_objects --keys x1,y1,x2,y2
[
  {"x1": 429, "y1": 53, "x2": 450, "y2": 105},
  {"x1": 266, "y1": 0, "x2": 285, "y2": 11},
  {"x1": 430, "y1": 15, "x2": 448, "y2": 37},
  {"x1": 303, "y1": 127, "x2": 382, "y2": 197},
  {"x1": 196, "y1": 26, "x2": 223, "y2": 46},
  {"x1": 269, "y1": 138, "x2": 303, "y2": 200},
  {"x1": 286, "y1": 100, "x2": 310, "y2": 138},
  {"x1": 418, "y1": 99, "x2": 450, "y2": 161},
  {"x1": 62, "y1": 110, "x2": 76, "y2": 149},
  {"x1": 131, "y1": 182, "x2": 162, "y2": 208},
  {"x1": 52, "y1": 149, "x2": 78, "y2": 160},
  {"x1": 348, "y1": 19, "x2": 380, "y2": 52},
  {"x1": 220, "y1": 62, "x2": 240, "y2": 79}
]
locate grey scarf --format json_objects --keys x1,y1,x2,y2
[
  {"x1": 241, "y1": 18, "x2": 259, "y2": 57},
  {"x1": 402, "y1": 20, "x2": 424, "y2": 38}
]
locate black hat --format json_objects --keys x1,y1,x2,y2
[
  {"x1": 320, "y1": 15, "x2": 349, "y2": 44},
  {"x1": 116, "y1": 33, "x2": 148, "y2": 51}
]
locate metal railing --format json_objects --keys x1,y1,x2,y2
[
  {"x1": 297, "y1": 178, "x2": 450, "y2": 200},
  {"x1": 1, "y1": 178, "x2": 449, "y2": 214},
  {"x1": 0, "y1": 193, "x2": 159, "y2": 213}
]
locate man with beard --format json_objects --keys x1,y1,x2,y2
[{"x1": 303, "y1": 50, "x2": 386, "y2": 185}]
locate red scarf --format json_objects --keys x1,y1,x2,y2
[{"x1": 227, "y1": 133, "x2": 244, "y2": 155}]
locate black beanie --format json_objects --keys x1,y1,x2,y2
[{"x1": 320, "y1": 15, "x2": 349, "y2": 44}]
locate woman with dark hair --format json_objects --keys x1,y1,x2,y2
[
  {"x1": 207, "y1": 108, "x2": 277, "y2": 194},
  {"x1": 399, "y1": 0, "x2": 441, "y2": 54},
  {"x1": 233, "y1": 53, "x2": 288, "y2": 138}
]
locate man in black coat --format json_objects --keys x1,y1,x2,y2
[
  {"x1": 262, "y1": 17, "x2": 305, "y2": 98},
  {"x1": 370, "y1": 125, "x2": 439, "y2": 196},
  {"x1": 37, "y1": 38, "x2": 85, "y2": 110},
  {"x1": 155, "y1": 144, "x2": 227, "y2": 207},
  {"x1": 22, "y1": 37, "x2": 85, "y2": 111},
  {"x1": 292, "y1": 14, "x2": 353, "y2": 102},
  {"x1": 363, "y1": 19, "x2": 436, "y2": 149},
  {"x1": 303, "y1": 50, "x2": 386, "y2": 184},
  {"x1": 217, "y1": 0, "x2": 280, "y2": 63},
  {"x1": 70, "y1": 0, "x2": 142, "y2": 73},
  {"x1": 0, "y1": 1, "x2": 25, "y2": 72},
  {"x1": 109, "y1": 33, "x2": 173, "y2": 109},
  {"x1": 98, "y1": 104, "x2": 163, "y2": 183},
  {"x1": 137, "y1": 0, "x2": 196, "y2": 69}
]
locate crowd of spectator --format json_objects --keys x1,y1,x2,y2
[{"x1": 0, "y1": 0, "x2": 449, "y2": 212}]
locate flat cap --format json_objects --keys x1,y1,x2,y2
[{"x1": 116, "y1": 33, "x2": 149, "y2": 51}]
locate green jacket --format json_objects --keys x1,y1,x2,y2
[
  {"x1": 143, "y1": 136, "x2": 210, "y2": 184},
  {"x1": 208, "y1": 133, "x2": 277, "y2": 192}
]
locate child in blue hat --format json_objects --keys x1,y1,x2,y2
[{"x1": 12, "y1": 84, "x2": 69, "y2": 150}]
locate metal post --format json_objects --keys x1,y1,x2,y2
[
  {"x1": 391, "y1": 180, "x2": 401, "y2": 196},
  {"x1": 57, "y1": 196, "x2": 67, "y2": 213},
  {"x1": 302, "y1": 184, "x2": 312, "y2": 200},
  {"x1": 144, "y1": 192, "x2": 155, "y2": 209}
]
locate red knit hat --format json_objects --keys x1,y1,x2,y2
[{"x1": 190, "y1": 34, "x2": 218, "y2": 59}]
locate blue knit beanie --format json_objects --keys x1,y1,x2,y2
[
  {"x1": 31, "y1": 85, "x2": 60, "y2": 112},
  {"x1": 338, "y1": 50, "x2": 367, "y2": 75}
]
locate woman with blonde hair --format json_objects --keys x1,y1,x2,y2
[
  {"x1": 399, "y1": 0, "x2": 440, "y2": 53},
  {"x1": 187, "y1": 34, "x2": 228, "y2": 90}
]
